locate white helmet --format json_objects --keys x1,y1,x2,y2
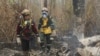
[
  {"x1": 42, "y1": 7, "x2": 48, "y2": 11},
  {"x1": 21, "y1": 9, "x2": 30, "y2": 15}
]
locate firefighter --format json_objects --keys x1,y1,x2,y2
[
  {"x1": 38, "y1": 7, "x2": 55, "y2": 53},
  {"x1": 16, "y1": 9, "x2": 38, "y2": 56}
]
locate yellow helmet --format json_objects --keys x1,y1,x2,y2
[
  {"x1": 21, "y1": 9, "x2": 30, "y2": 15},
  {"x1": 42, "y1": 7, "x2": 48, "y2": 11}
]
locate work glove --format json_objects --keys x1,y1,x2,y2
[
  {"x1": 50, "y1": 30, "x2": 57, "y2": 40},
  {"x1": 37, "y1": 36, "x2": 41, "y2": 43},
  {"x1": 50, "y1": 37, "x2": 54, "y2": 40},
  {"x1": 36, "y1": 34, "x2": 41, "y2": 43},
  {"x1": 51, "y1": 30, "x2": 57, "y2": 37},
  {"x1": 16, "y1": 35, "x2": 21, "y2": 45}
]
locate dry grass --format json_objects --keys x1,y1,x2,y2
[
  {"x1": 0, "y1": 0, "x2": 16, "y2": 42},
  {"x1": 0, "y1": 0, "x2": 41, "y2": 42}
]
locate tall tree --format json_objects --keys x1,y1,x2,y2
[{"x1": 44, "y1": 0, "x2": 47, "y2": 7}]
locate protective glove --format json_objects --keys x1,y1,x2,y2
[
  {"x1": 37, "y1": 36, "x2": 41, "y2": 43},
  {"x1": 51, "y1": 30, "x2": 57, "y2": 37},
  {"x1": 16, "y1": 35, "x2": 21, "y2": 45},
  {"x1": 36, "y1": 34, "x2": 41, "y2": 43},
  {"x1": 50, "y1": 37, "x2": 54, "y2": 40},
  {"x1": 50, "y1": 30, "x2": 57, "y2": 40}
]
